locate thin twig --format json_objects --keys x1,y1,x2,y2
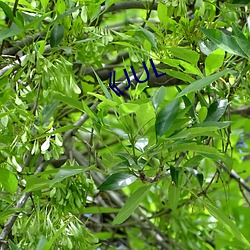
[
  {"x1": 219, "y1": 163, "x2": 250, "y2": 193},
  {"x1": 239, "y1": 184, "x2": 250, "y2": 206},
  {"x1": 141, "y1": 0, "x2": 156, "y2": 28},
  {"x1": 198, "y1": 170, "x2": 218, "y2": 197},
  {"x1": 0, "y1": 45, "x2": 51, "y2": 78},
  {"x1": 63, "y1": 101, "x2": 99, "y2": 141},
  {"x1": 32, "y1": 80, "x2": 42, "y2": 115}
]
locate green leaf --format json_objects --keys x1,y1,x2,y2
[
  {"x1": 87, "y1": 92, "x2": 117, "y2": 107},
  {"x1": 0, "y1": 1, "x2": 14, "y2": 21},
  {"x1": 168, "y1": 47, "x2": 200, "y2": 65},
  {"x1": 13, "y1": 15, "x2": 24, "y2": 28},
  {"x1": 0, "y1": 168, "x2": 18, "y2": 194},
  {"x1": 0, "y1": 26, "x2": 23, "y2": 42},
  {"x1": 231, "y1": 24, "x2": 247, "y2": 41},
  {"x1": 198, "y1": 106, "x2": 208, "y2": 122},
  {"x1": 185, "y1": 167, "x2": 204, "y2": 187},
  {"x1": 0, "y1": 209, "x2": 23, "y2": 223},
  {"x1": 50, "y1": 24, "x2": 64, "y2": 47},
  {"x1": 92, "y1": 69, "x2": 112, "y2": 100},
  {"x1": 168, "y1": 182, "x2": 180, "y2": 210},
  {"x1": 177, "y1": 70, "x2": 230, "y2": 98},
  {"x1": 25, "y1": 12, "x2": 52, "y2": 30},
  {"x1": 105, "y1": 0, "x2": 117, "y2": 9},
  {"x1": 53, "y1": 5, "x2": 83, "y2": 23},
  {"x1": 137, "y1": 27, "x2": 157, "y2": 48},
  {"x1": 194, "y1": 121, "x2": 231, "y2": 129},
  {"x1": 81, "y1": 100, "x2": 98, "y2": 120},
  {"x1": 112, "y1": 185, "x2": 151, "y2": 224},
  {"x1": 51, "y1": 166, "x2": 86, "y2": 186},
  {"x1": 155, "y1": 99, "x2": 179, "y2": 137},
  {"x1": 235, "y1": 37, "x2": 250, "y2": 58},
  {"x1": 178, "y1": 91, "x2": 195, "y2": 119},
  {"x1": 98, "y1": 172, "x2": 137, "y2": 191},
  {"x1": 170, "y1": 126, "x2": 220, "y2": 139},
  {"x1": 53, "y1": 92, "x2": 85, "y2": 112},
  {"x1": 151, "y1": 86, "x2": 166, "y2": 111},
  {"x1": 199, "y1": 39, "x2": 218, "y2": 55},
  {"x1": 170, "y1": 166, "x2": 180, "y2": 186},
  {"x1": 42, "y1": 223, "x2": 69, "y2": 250},
  {"x1": 183, "y1": 155, "x2": 204, "y2": 168},
  {"x1": 24, "y1": 177, "x2": 51, "y2": 192},
  {"x1": 205, "y1": 99, "x2": 228, "y2": 122},
  {"x1": 157, "y1": 2, "x2": 168, "y2": 24},
  {"x1": 41, "y1": 100, "x2": 60, "y2": 125},
  {"x1": 165, "y1": 69, "x2": 195, "y2": 83},
  {"x1": 40, "y1": 0, "x2": 49, "y2": 9},
  {"x1": 179, "y1": 61, "x2": 203, "y2": 77},
  {"x1": 80, "y1": 206, "x2": 120, "y2": 214},
  {"x1": 119, "y1": 103, "x2": 140, "y2": 115},
  {"x1": 36, "y1": 236, "x2": 48, "y2": 250},
  {"x1": 203, "y1": 201, "x2": 250, "y2": 248},
  {"x1": 205, "y1": 49, "x2": 225, "y2": 75},
  {"x1": 170, "y1": 143, "x2": 228, "y2": 164},
  {"x1": 9, "y1": 241, "x2": 21, "y2": 250},
  {"x1": 200, "y1": 28, "x2": 247, "y2": 58}
]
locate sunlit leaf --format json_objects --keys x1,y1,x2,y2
[
  {"x1": 157, "y1": 2, "x2": 168, "y2": 24},
  {"x1": 119, "y1": 103, "x2": 140, "y2": 115},
  {"x1": 98, "y1": 172, "x2": 137, "y2": 191},
  {"x1": 177, "y1": 70, "x2": 231, "y2": 97},
  {"x1": 200, "y1": 28, "x2": 247, "y2": 58},
  {"x1": 0, "y1": 168, "x2": 18, "y2": 194},
  {"x1": 151, "y1": 86, "x2": 166, "y2": 111},
  {"x1": 40, "y1": 0, "x2": 49, "y2": 9},
  {"x1": 198, "y1": 106, "x2": 208, "y2": 122},
  {"x1": 205, "y1": 49, "x2": 225, "y2": 75},
  {"x1": 168, "y1": 47, "x2": 200, "y2": 65}
]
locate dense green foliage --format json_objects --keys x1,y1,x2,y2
[{"x1": 1, "y1": 0, "x2": 250, "y2": 249}]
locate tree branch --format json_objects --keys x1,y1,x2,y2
[
  {"x1": 0, "y1": 45, "x2": 50, "y2": 78},
  {"x1": 63, "y1": 101, "x2": 99, "y2": 141},
  {"x1": 219, "y1": 163, "x2": 250, "y2": 193},
  {"x1": 2, "y1": 32, "x2": 46, "y2": 56}
]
